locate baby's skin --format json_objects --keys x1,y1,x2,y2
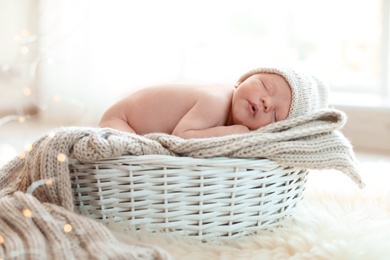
[{"x1": 99, "y1": 73, "x2": 292, "y2": 139}]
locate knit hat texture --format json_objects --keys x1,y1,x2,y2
[{"x1": 237, "y1": 67, "x2": 329, "y2": 119}]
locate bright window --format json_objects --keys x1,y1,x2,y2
[
  {"x1": 170, "y1": 0, "x2": 384, "y2": 94},
  {"x1": 1, "y1": 0, "x2": 389, "y2": 122},
  {"x1": 82, "y1": 0, "x2": 387, "y2": 95}
]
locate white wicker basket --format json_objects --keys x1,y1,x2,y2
[{"x1": 69, "y1": 155, "x2": 308, "y2": 239}]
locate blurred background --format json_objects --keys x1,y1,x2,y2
[{"x1": 0, "y1": 0, "x2": 390, "y2": 166}]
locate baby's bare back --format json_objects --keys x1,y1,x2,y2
[{"x1": 100, "y1": 83, "x2": 234, "y2": 136}]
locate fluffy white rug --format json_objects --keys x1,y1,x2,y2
[{"x1": 112, "y1": 166, "x2": 390, "y2": 260}]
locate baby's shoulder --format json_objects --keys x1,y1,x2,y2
[{"x1": 151, "y1": 82, "x2": 231, "y2": 98}]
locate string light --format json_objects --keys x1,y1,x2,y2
[
  {"x1": 21, "y1": 29, "x2": 30, "y2": 38},
  {"x1": 18, "y1": 116, "x2": 26, "y2": 123},
  {"x1": 63, "y1": 224, "x2": 72, "y2": 233},
  {"x1": 20, "y1": 46, "x2": 29, "y2": 55},
  {"x1": 0, "y1": 235, "x2": 4, "y2": 244},
  {"x1": 22, "y1": 87, "x2": 32, "y2": 96},
  {"x1": 18, "y1": 152, "x2": 26, "y2": 159},
  {"x1": 57, "y1": 153, "x2": 66, "y2": 162},
  {"x1": 22, "y1": 209, "x2": 32, "y2": 218},
  {"x1": 53, "y1": 94, "x2": 61, "y2": 102},
  {"x1": 0, "y1": 115, "x2": 18, "y2": 126},
  {"x1": 45, "y1": 179, "x2": 53, "y2": 186},
  {"x1": 27, "y1": 179, "x2": 56, "y2": 195}
]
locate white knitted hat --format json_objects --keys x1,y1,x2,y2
[{"x1": 237, "y1": 67, "x2": 329, "y2": 119}]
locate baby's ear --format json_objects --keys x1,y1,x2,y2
[{"x1": 234, "y1": 82, "x2": 241, "y2": 89}]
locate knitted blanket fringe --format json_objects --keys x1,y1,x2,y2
[
  {"x1": 0, "y1": 192, "x2": 171, "y2": 260},
  {"x1": 0, "y1": 108, "x2": 363, "y2": 259}
]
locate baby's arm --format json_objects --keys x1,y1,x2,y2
[
  {"x1": 172, "y1": 95, "x2": 250, "y2": 138},
  {"x1": 174, "y1": 124, "x2": 249, "y2": 139}
]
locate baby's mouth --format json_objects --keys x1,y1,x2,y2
[{"x1": 248, "y1": 102, "x2": 258, "y2": 116}]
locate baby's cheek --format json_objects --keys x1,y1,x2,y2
[{"x1": 251, "y1": 117, "x2": 271, "y2": 130}]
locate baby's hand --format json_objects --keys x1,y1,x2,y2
[{"x1": 229, "y1": 124, "x2": 250, "y2": 134}]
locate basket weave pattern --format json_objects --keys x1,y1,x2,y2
[{"x1": 70, "y1": 155, "x2": 307, "y2": 239}]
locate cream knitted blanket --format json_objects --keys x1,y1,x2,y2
[
  {"x1": 0, "y1": 108, "x2": 363, "y2": 259},
  {"x1": 0, "y1": 192, "x2": 171, "y2": 259}
]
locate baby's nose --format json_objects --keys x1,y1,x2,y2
[{"x1": 261, "y1": 97, "x2": 272, "y2": 112}]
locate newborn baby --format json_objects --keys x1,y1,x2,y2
[{"x1": 99, "y1": 67, "x2": 329, "y2": 139}]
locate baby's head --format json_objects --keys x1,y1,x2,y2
[{"x1": 232, "y1": 66, "x2": 329, "y2": 129}]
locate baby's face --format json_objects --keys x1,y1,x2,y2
[{"x1": 231, "y1": 73, "x2": 292, "y2": 130}]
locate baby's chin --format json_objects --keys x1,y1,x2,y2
[
  {"x1": 248, "y1": 122, "x2": 272, "y2": 131},
  {"x1": 237, "y1": 122, "x2": 257, "y2": 131},
  {"x1": 231, "y1": 117, "x2": 264, "y2": 130}
]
